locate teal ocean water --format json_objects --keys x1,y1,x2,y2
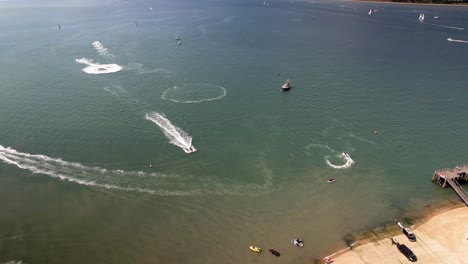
[{"x1": 1, "y1": 0, "x2": 468, "y2": 263}]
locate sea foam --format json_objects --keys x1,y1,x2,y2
[
  {"x1": 92, "y1": 41, "x2": 115, "y2": 58},
  {"x1": 75, "y1": 58, "x2": 122, "y2": 74}
]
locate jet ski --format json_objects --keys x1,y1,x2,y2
[
  {"x1": 249, "y1": 246, "x2": 262, "y2": 253},
  {"x1": 291, "y1": 238, "x2": 304, "y2": 247},
  {"x1": 269, "y1": 249, "x2": 280, "y2": 257}
]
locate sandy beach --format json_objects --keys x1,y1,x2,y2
[{"x1": 325, "y1": 206, "x2": 468, "y2": 263}]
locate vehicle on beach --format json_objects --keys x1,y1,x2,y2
[
  {"x1": 291, "y1": 238, "x2": 304, "y2": 247},
  {"x1": 397, "y1": 243, "x2": 417, "y2": 262},
  {"x1": 269, "y1": 249, "x2": 280, "y2": 257},
  {"x1": 249, "y1": 246, "x2": 261, "y2": 253},
  {"x1": 403, "y1": 227, "x2": 417, "y2": 242}
]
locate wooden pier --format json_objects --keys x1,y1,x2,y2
[{"x1": 432, "y1": 165, "x2": 468, "y2": 206}]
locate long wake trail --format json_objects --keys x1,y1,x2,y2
[
  {"x1": 425, "y1": 22, "x2": 464, "y2": 31},
  {"x1": 145, "y1": 112, "x2": 196, "y2": 153},
  {"x1": 447, "y1": 38, "x2": 468, "y2": 43},
  {"x1": 0, "y1": 145, "x2": 189, "y2": 195}
]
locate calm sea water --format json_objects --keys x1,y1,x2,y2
[{"x1": 1, "y1": 0, "x2": 468, "y2": 263}]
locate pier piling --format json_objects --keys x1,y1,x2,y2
[{"x1": 432, "y1": 165, "x2": 468, "y2": 206}]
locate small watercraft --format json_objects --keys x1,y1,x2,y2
[
  {"x1": 291, "y1": 238, "x2": 304, "y2": 248},
  {"x1": 176, "y1": 35, "x2": 181, "y2": 41},
  {"x1": 177, "y1": 41, "x2": 182, "y2": 45},
  {"x1": 281, "y1": 79, "x2": 291, "y2": 91},
  {"x1": 249, "y1": 246, "x2": 262, "y2": 253},
  {"x1": 368, "y1": 9, "x2": 372, "y2": 15},
  {"x1": 327, "y1": 178, "x2": 336, "y2": 183},
  {"x1": 419, "y1": 13, "x2": 425, "y2": 22},
  {"x1": 269, "y1": 249, "x2": 280, "y2": 257}
]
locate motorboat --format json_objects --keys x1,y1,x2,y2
[
  {"x1": 291, "y1": 238, "x2": 304, "y2": 247},
  {"x1": 269, "y1": 249, "x2": 280, "y2": 257},
  {"x1": 327, "y1": 178, "x2": 336, "y2": 183},
  {"x1": 249, "y1": 246, "x2": 262, "y2": 253},
  {"x1": 176, "y1": 35, "x2": 181, "y2": 40},
  {"x1": 281, "y1": 79, "x2": 291, "y2": 91},
  {"x1": 177, "y1": 41, "x2": 182, "y2": 45}
]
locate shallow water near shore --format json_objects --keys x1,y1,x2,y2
[{"x1": 1, "y1": 0, "x2": 468, "y2": 263}]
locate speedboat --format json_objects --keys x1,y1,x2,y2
[
  {"x1": 269, "y1": 249, "x2": 280, "y2": 257},
  {"x1": 281, "y1": 79, "x2": 291, "y2": 91},
  {"x1": 249, "y1": 246, "x2": 262, "y2": 253},
  {"x1": 291, "y1": 238, "x2": 304, "y2": 247}
]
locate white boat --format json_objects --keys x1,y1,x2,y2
[
  {"x1": 368, "y1": 9, "x2": 372, "y2": 15},
  {"x1": 177, "y1": 41, "x2": 182, "y2": 45},
  {"x1": 419, "y1": 13, "x2": 424, "y2": 22},
  {"x1": 176, "y1": 35, "x2": 181, "y2": 41},
  {"x1": 281, "y1": 79, "x2": 291, "y2": 91}
]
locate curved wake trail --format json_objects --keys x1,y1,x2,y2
[
  {"x1": 145, "y1": 112, "x2": 196, "y2": 153},
  {"x1": 326, "y1": 152, "x2": 355, "y2": 169},
  {"x1": 0, "y1": 145, "x2": 189, "y2": 195}
]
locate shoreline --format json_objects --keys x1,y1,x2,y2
[
  {"x1": 321, "y1": 200, "x2": 467, "y2": 263},
  {"x1": 345, "y1": 0, "x2": 468, "y2": 7}
]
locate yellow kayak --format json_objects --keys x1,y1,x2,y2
[{"x1": 249, "y1": 246, "x2": 262, "y2": 253}]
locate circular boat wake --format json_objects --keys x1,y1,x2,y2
[
  {"x1": 325, "y1": 152, "x2": 355, "y2": 169},
  {"x1": 161, "y1": 84, "x2": 226, "y2": 103}
]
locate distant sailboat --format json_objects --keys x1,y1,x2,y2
[
  {"x1": 368, "y1": 9, "x2": 372, "y2": 15},
  {"x1": 419, "y1": 13, "x2": 425, "y2": 22}
]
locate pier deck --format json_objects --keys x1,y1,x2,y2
[{"x1": 432, "y1": 164, "x2": 468, "y2": 206}]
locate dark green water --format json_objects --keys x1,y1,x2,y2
[{"x1": 1, "y1": 0, "x2": 468, "y2": 263}]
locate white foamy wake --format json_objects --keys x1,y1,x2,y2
[
  {"x1": 75, "y1": 58, "x2": 122, "y2": 74},
  {"x1": 145, "y1": 112, "x2": 196, "y2": 153},
  {"x1": 425, "y1": 23, "x2": 464, "y2": 30},
  {"x1": 447, "y1": 38, "x2": 468, "y2": 43},
  {"x1": 161, "y1": 85, "x2": 227, "y2": 104},
  {"x1": 0, "y1": 145, "x2": 189, "y2": 195},
  {"x1": 92, "y1": 41, "x2": 115, "y2": 58},
  {"x1": 325, "y1": 152, "x2": 355, "y2": 169}
]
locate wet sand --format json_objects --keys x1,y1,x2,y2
[{"x1": 325, "y1": 205, "x2": 468, "y2": 263}]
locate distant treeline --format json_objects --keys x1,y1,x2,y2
[{"x1": 368, "y1": 0, "x2": 468, "y2": 3}]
